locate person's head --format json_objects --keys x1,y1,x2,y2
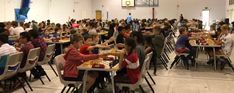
[
  {"x1": 24, "y1": 23, "x2": 30, "y2": 28},
  {"x1": 83, "y1": 34, "x2": 93, "y2": 45},
  {"x1": 91, "y1": 34, "x2": 99, "y2": 43},
  {"x1": 221, "y1": 24, "x2": 230, "y2": 34},
  {"x1": 179, "y1": 27, "x2": 188, "y2": 35},
  {"x1": 125, "y1": 38, "x2": 136, "y2": 54},
  {"x1": 11, "y1": 21, "x2": 18, "y2": 27},
  {"x1": 28, "y1": 29, "x2": 39, "y2": 39},
  {"x1": 19, "y1": 32, "x2": 31, "y2": 44},
  {"x1": 70, "y1": 34, "x2": 84, "y2": 49},
  {"x1": 129, "y1": 13, "x2": 131, "y2": 15},
  {"x1": 130, "y1": 31, "x2": 144, "y2": 45},
  {"x1": 0, "y1": 34, "x2": 8, "y2": 46}
]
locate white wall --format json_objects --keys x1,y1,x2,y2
[
  {"x1": 92, "y1": 0, "x2": 226, "y2": 21},
  {"x1": 0, "y1": 0, "x2": 226, "y2": 23},
  {"x1": 0, "y1": 0, "x2": 93, "y2": 23}
]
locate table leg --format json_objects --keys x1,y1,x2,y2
[
  {"x1": 213, "y1": 48, "x2": 216, "y2": 70},
  {"x1": 111, "y1": 71, "x2": 115, "y2": 93},
  {"x1": 82, "y1": 70, "x2": 88, "y2": 93}
]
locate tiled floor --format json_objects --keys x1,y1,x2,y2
[{"x1": 13, "y1": 34, "x2": 234, "y2": 93}]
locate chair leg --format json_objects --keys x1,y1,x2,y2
[
  {"x1": 147, "y1": 71, "x2": 156, "y2": 85},
  {"x1": 66, "y1": 86, "x2": 71, "y2": 93},
  {"x1": 170, "y1": 56, "x2": 180, "y2": 69},
  {"x1": 227, "y1": 58, "x2": 234, "y2": 71},
  {"x1": 38, "y1": 76, "x2": 45, "y2": 85},
  {"x1": 139, "y1": 85, "x2": 145, "y2": 93},
  {"x1": 23, "y1": 78, "x2": 33, "y2": 91},
  {"x1": 160, "y1": 58, "x2": 168, "y2": 70},
  {"x1": 29, "y1": 72, "x2": 32, "y2": 82},
  {"x1": 44, "y1": 71, "x2": 51, "y2": 82},
  {"x1": 17, "y1": 78, "x2": 27, "y2": 93},
  {"x1": 61, "y1": 86, "x2": 66, "y2": 93},
  {"x1": 48, "y1": 63, "x2": 58, "y2": 76},
  {"x1": 71, "y1": 87, "x2": 76, "y2": 92},
  {"x1": 144, "y1": 77, "x2": 155, "y2": 93}
]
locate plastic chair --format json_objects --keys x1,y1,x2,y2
[
  {"x1": 145, "y1": 52, "x2": 156, "y2": 85},
  {"x1": 18, "y1": 47, "x2": 40, "y2": 91},
  {"x1": 36, "y1": 44, "x2": 57, "y2": 83},
  {"x1": 54, "y1": 54, "x2": 82, "y2": 93},
  {"x1": 0, "y1": 52, "x2": 27, "y2": 92},
  {"x1": 116, "y1": 52, "x2": 154, "y2": 93}
]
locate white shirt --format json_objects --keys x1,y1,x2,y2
[
  {"x1": 0, "y1": 44, "x2": 17, "y2": 57},
  {"x1": 220, "y1": 33, "x2": 233, "y2": 56},
  {"x1": 13, "y1": 26, "x2": 25, "y2": 36},
  {"x1": 25, "y1": 28, "x2": 32, "y2": 32}
]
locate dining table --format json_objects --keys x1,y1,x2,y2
[
  {"x1": 189, "y1": 32, "x2": 221, "y2": 70},
  {"x1": 77, "y1": 48, "x2": 123, "y2": 93}
]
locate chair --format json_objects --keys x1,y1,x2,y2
[
  {"x1": 0, "y1": 52, "x2": 27, "y2": 92},
  {"x1": 170, "y1": 52, "x2": 189, "y2": 69},
  {"x1": 145, "y1": 52, "x2": 156, "y2": 85},
  {"x1": 116, "y1": 52, "x2": 154, "y2": 93},
  {"x1": 36, "y1": 44, "x2": 57, "y2": 83},
  {"x1": 15, "y1": 7, "x2": 30, "y2": 22},
  {"x1": 18, "y1": 47, "x2": 41, "y2": 91},
  {"x1": 54, "y1": 54, "x2": 82, "y2": 93}
]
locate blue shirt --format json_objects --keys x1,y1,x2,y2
[
  {"x1": 127, "y1": 15, "x2": 132, "y2": 24},
  {"x1": 176, "y1": 35, "x2": 189, "y2": 49}
]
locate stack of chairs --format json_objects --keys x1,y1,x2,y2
[{"x1": 159, "y1": 32, "x2": 176, "y2": 70}]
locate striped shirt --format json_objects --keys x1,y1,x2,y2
[{"x1": 0, "y1": 44, "x2": 17, "y2": 57}]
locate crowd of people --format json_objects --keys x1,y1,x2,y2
[{"x1": 0, "y1": 14, "x2": 233, "y2": 92}]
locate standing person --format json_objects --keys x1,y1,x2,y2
[
  {"x1": 152, "y1": 25, "x2": 165, "y2": 75},
  {"x1": 127, "y1": 13, "x2": 132, "y2": 24}
]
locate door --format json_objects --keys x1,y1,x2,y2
[{"x1": 96, "y1": 10, "x2": 102, "y2": 21}]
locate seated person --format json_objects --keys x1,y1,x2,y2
[
  {"x1": 130, "y1": 31, "x2": 145, "y2": 69},
  {"x1": 0, "y1": 34, "x2": 17, "y2": 57},
  {"x1": 174, "y1": 27, "x2": 195, "y2": 69},
  {"x1": 211, "y1": 25, "x2": 233, "y2": 70},
  {"x1": 63, "y1": 34, "x2": 109, "y2": 92},
  {"x1": 0, "y1": 34, "x2": 17, "y2": 74},
  {"x1": 29, "y1": 29, "x2": 47, "y2": 78},
  {"x1": 17, "y1": 32, "x2": 34, "y2": 68},
  {"x1": 114, "y1": 38, "x2": 140, "y2": 85}
]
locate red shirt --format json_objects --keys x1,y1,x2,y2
[
  {"x1": 121, "y1": 51, "x2": 140, "y2": 84},
  {"x1": 20, "y1": 42, "x2": 34, "y2": 68},
  {"x1": 79, "y1": 44, "x2": 90, "y2": 55},
  {"x1": 63, "y1": 46, "x2": 99, "y2": 78}
]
